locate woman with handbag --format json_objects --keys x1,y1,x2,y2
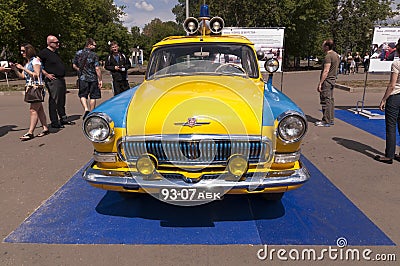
[{"x1": 12, "y1": 43, "x2": 49, "y2": 141}]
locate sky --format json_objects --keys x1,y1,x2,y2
[
  {"x1": 115, "y1": 0, "x2": 179, "y2": 29},
  {"x1": 115, "y1": 0, "x2": 400, "y2": 30}
]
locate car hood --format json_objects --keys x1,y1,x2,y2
[{"x1": 126, "y1": 76, "x2": 264, "y2": 136}]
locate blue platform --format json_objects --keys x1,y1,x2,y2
[
  {"x1": 335, "y1": 109, "x2": 400, "y2": 146},
  {"x1": 4, "y1": 157, "x2": 395, "y2": 246}
]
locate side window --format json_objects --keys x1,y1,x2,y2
[
  {"x1": 242, "y1": 47, "x2": 258, "y2": 78},
  {"x1": 147, "y1": 50, "x2": 173, "y2": 77}
]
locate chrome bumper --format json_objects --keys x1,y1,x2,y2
[{"x1": 82, "y1": 161, "x2": 310, "y2": 191}]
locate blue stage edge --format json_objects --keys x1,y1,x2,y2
[
  {"x1": 335, "y1": 109, "x2": 400, "y2": 146},
  {"x1": 4, "y1": 157, "x2": 395, "y2": 246}
]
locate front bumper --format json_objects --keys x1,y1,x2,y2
[{"x1": 82, "y1": 160, "x2": 310, "y2": 193}]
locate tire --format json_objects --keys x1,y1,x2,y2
[{"x1": 261, "y1": 192, "x2": 284, "y2": 201}]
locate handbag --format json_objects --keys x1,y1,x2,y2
[{"x1": 24, "y1": 78, "x2": 45, "y2": 103}]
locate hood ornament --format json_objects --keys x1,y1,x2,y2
[{"x1": 174, "y1": 117, "x2": 210, "y2": 128}]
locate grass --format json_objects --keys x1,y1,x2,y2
[{"x1": 338, "y1": 80, "x2": 388, "y2": 88}]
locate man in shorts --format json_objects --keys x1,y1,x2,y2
[{"x1": 72, "y1": 38, "x2": 102, "y2": 120}]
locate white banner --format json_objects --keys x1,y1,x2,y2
[
  {"x1": 369, "y1": 26, "x2": 400, "y2": 72},
  {"x1": 222, "y1": 27, "x2": 285, "y2": 72}
]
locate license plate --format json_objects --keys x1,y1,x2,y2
[{"x1": 158, "y1": 187, "x2": 223, "y2": 202}]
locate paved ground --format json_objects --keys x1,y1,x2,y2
[{"x1": 0, "y1": 70, "x2": 398, "y2": 265}]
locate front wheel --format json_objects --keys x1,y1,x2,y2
[{"x1": 261, "y1": 193, "x2": 284, "y2": 201}]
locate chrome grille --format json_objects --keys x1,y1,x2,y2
[{"x1": 118, "y1": 135, "x2": 271, "y2": 166}]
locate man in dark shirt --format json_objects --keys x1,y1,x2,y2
[
  {"x1": 72, "y1": 38, "x2": 102, "y2": 120},
  {"x1": 39, "y1": 35, "x2": 74, "y2": 128},
  {"x1": 105, "y1": 41, "x2": 131, "y2": 95}
]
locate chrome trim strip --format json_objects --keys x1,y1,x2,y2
[
  {"x1": 93, "y1": 152, "x2": 118, "y2": 163},
  {"x1": 82, "y1": 160, "x2": 310, "y2": 190},
  {"x1": 122, "y1": 134, "x2": 270, "y2": 142},
  {"x1": 274, "y1": 151, "x2": 301, "y2": 164}
]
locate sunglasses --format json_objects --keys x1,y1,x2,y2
[{"x1": 51, "y1": 41, "x2": 60, "y2": 44}]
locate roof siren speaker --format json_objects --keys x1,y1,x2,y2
[
  {"x1": 183, "y1": 17, "x2": 200, "y2": 35},
  {"x1": 209, "y1": 16, "x2": 224, "y2": 34}
]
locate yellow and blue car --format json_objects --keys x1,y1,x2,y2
[{"x1": 82, "y1": 8, "x2": 309, "y2": 205}]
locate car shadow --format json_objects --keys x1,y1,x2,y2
[
  {"x1": 332, "y1": 137, "x2": 383, "y2": 159},
  {"x1": 95, "y1": 192, "x2": 285, "y2": 227}
]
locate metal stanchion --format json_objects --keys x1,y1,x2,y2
[
  {"x1": 4, "y1": 72, "x2": 9, "y2": 87},
  {"x1": 350, "y1": 70, "x2": 384, "y2": 119},
  {"x1": 356, "y1": 70, "x2": 369, "y2": 113}
]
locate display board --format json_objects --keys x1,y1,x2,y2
[
  {"x1": 369, "y1": 26, "x2": 400, "y2": 72},
  {"x1": 222, "y1": 27, "x2": 285, "y2": 72}
]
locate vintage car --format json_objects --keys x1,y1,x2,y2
[{"x1": 82, "y1": 7, "x2": 309, "y2": 205}]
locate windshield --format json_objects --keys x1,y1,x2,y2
[{"x1": 146, "y1": 43, "x2": 259, "y2": 80}]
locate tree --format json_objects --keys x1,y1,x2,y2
[
  {"x1": 328, "y1": 0, "x2": 396, "y2": 57},
  {"x1": 0, "y1": 0, "x2": 26, "y2": 59},
  {"x1": 141, "y1": 19, "x2": 185, "y2": 58},
  {"x1": 6, "y1": 0, "x2": 129, "y2": 69},
  {"x1": 172, "y1": 0, "x2": 398, "y2": 67}
]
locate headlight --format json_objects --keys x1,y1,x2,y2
[
  {"x1": 264, "y1": 58, "x2": 279, "y2": 73},
  {"x1": 83, "y1": 113, "x2": 114, "y2": 143},
  {"x1": 278, "y1": 114, "x2": 307, "y2": 143}
]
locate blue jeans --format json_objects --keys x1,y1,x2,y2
[{"x1": 385, "y1": 93, "x2": 400, "y2": 158}]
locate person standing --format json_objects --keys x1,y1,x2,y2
[
  {"x1": 354, "y1": 52, "x2": 361, "y2": 73},
  {"x1": 363, "y1": 52, "x2": 370, "y2": 72},
  {"x1": 11, "y1": 44, "x2": 49, "y2": 140},
  {"x1": 315, "y1": 39, "x2": 340, "y2": 127},
  {"x1": 105, "y1": 41, "x2": 131, "y2": 95},
  {"x1": 39, "y1": 35, "x2": 74, "y2": 128},
  {"x1": 374, "y1": 42, "x2": 400, "y2": 164},
  {"x1": 72, "y1": 38, "x2": 102, "y2": 120}
]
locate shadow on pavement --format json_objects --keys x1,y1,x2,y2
[
  {"x1": 68, "y1": 114, "x2": 81, "y2": 122},
  {"x1": 306, "y1": 114, "x2": 319, "y2": 123},
  {"x1": 332, "y1": 137, "x2": 384, "y2": 159},
  {"x1": 0, "y1": 125, "x2": 18, "y2": 137},
  {"x1": 95, "y1": 192, "x2": 285, "y2": 227}
]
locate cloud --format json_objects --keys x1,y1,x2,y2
[{"x1": 135, "y1": 1, "x2": 154, "y2": 12}]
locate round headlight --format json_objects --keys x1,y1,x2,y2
[
  {"x1": 278, "y1": 115, "x2": 307, "y2": 143},
  {"x1": 83, "y1": 114, "x2": 114, "y2": 143},
  {"x1": 137, "y1": 155, "x2": 157, "y2": 175},
  {"x1": 227, "y1": 155, "x2": 248, "y2": 177},
  {"x1": 264, "y1": 58, "x2": 279, "y2": 73}
]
